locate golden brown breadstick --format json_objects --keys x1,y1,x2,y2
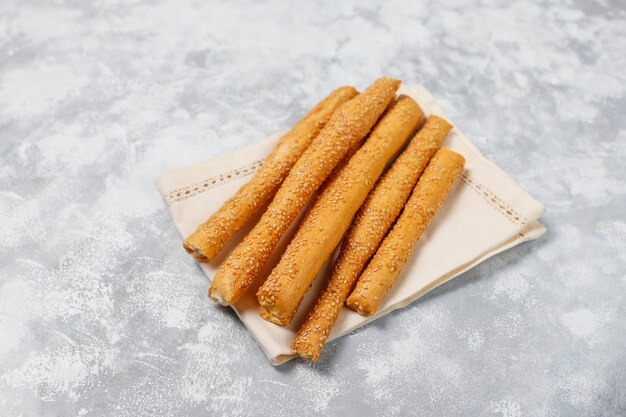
[
  {"x1": 261, "y1": 135, "x2": 364, "y2": 323},
  {"x1": 256, "y1": 95, "x2": 423, "y2": 325},
  {"x1": 291, "y1": 115, "x2": 452, "y2": 360},
  {"x1": 183, "y1": 86, "x2": 358, "y2": 262},
  {"x1": 346, "y1": 147, "x2": 465, "y2": 316},
  {"x1": 209, "y1": 77, "x2": 401, "y2": 305}
]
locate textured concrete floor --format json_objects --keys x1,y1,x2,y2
[{"x1": 1, "y1": 0, "x2": 625, "y2": 416}]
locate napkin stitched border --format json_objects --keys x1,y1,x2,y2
[
  {"x1": 164, "y1": 159, "x2": 265, "y2": 204},
  {"x1": 162, "y1": 159, "x2": 530, "y2": 231}
]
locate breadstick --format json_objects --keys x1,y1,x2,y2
[
  {"x1": 346, "y1": 147, "x2": 465, "y2": 316},
  {"x1": 291, "y1": 115, "x2": 452, "y2": 360},
  {"x1": 209, "y1": 77, "x2": 401, "y2": 305},
  {"x1": 257, "y1": 95, "x2": 423, "y2": 325},
  {"x1": 258, "y1": 139, "x2": 364, "y2": 323},
  {"x1": 183, "y1": 86, "x2": 358, "y2": 262}
]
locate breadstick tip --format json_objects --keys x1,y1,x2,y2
[
  {"x1": 334, "y1": 86, "x2": 359, "y2": 96},
  {"x1": 208, "y1": 290, "x2": 227, "y2": 306},
  {"x1": 438, "y1": 146, "x2": 466, "y2": 166},
  {"x1": 260, "y1": 309, "x2": 287, "y2": 326},
  {"x1": 182, "y1": 241, "x2": 210, "y2": 262},
  {"x1": 345, "y1": 297, "x2": 375, "y2": 316},
  {"x1": 291, "y1": 341, "x2": 318, "y2": 361},
  {"x1": 428, "y1": 114, "x2": 454, "y2": 131},
  {"x1": 367, "y1": 77, "x2": 401, "y2": 96}
]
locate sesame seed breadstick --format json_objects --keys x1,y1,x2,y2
[
  {"x1": 261, "y1": 140, "x2": 361, "y2": 328},
  {"x1": 257, "y1": 95, "x2": 423, "y2": 325},
  {"x1": 346, "y1": 147, "x2": 465, "y2": 316},
  {"x1": 320, "y1": 132, "x2": 367, "y2": 191},
  {"x1": 183, "y1": 86, "x2": 358, "y2": 262},
  {"x1": 209, "y1": 77, "x2": 401, "y2": 305},
  {"x1": 291, "y1": 115, "x2": 452, "y2": 361}
]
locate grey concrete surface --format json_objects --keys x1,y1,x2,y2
[{"x1": 1, "y1": 0, "x2": 625, "y2": 416}]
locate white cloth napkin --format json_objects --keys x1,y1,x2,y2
[{"x1": 156, "y1": 85, "x2": 546, "y2": 365}]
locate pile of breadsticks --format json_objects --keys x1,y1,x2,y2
[{"x1": 183, "y1": 78, "x2": 465, "y2": 361}]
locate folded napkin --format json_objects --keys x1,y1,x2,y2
[{"x1": 156, "y1": 85, "x2": 546, "y2": 365}]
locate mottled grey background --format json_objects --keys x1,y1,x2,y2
[{"x1": 1, "y1": 0, "x2": 625, "y2": 416}]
